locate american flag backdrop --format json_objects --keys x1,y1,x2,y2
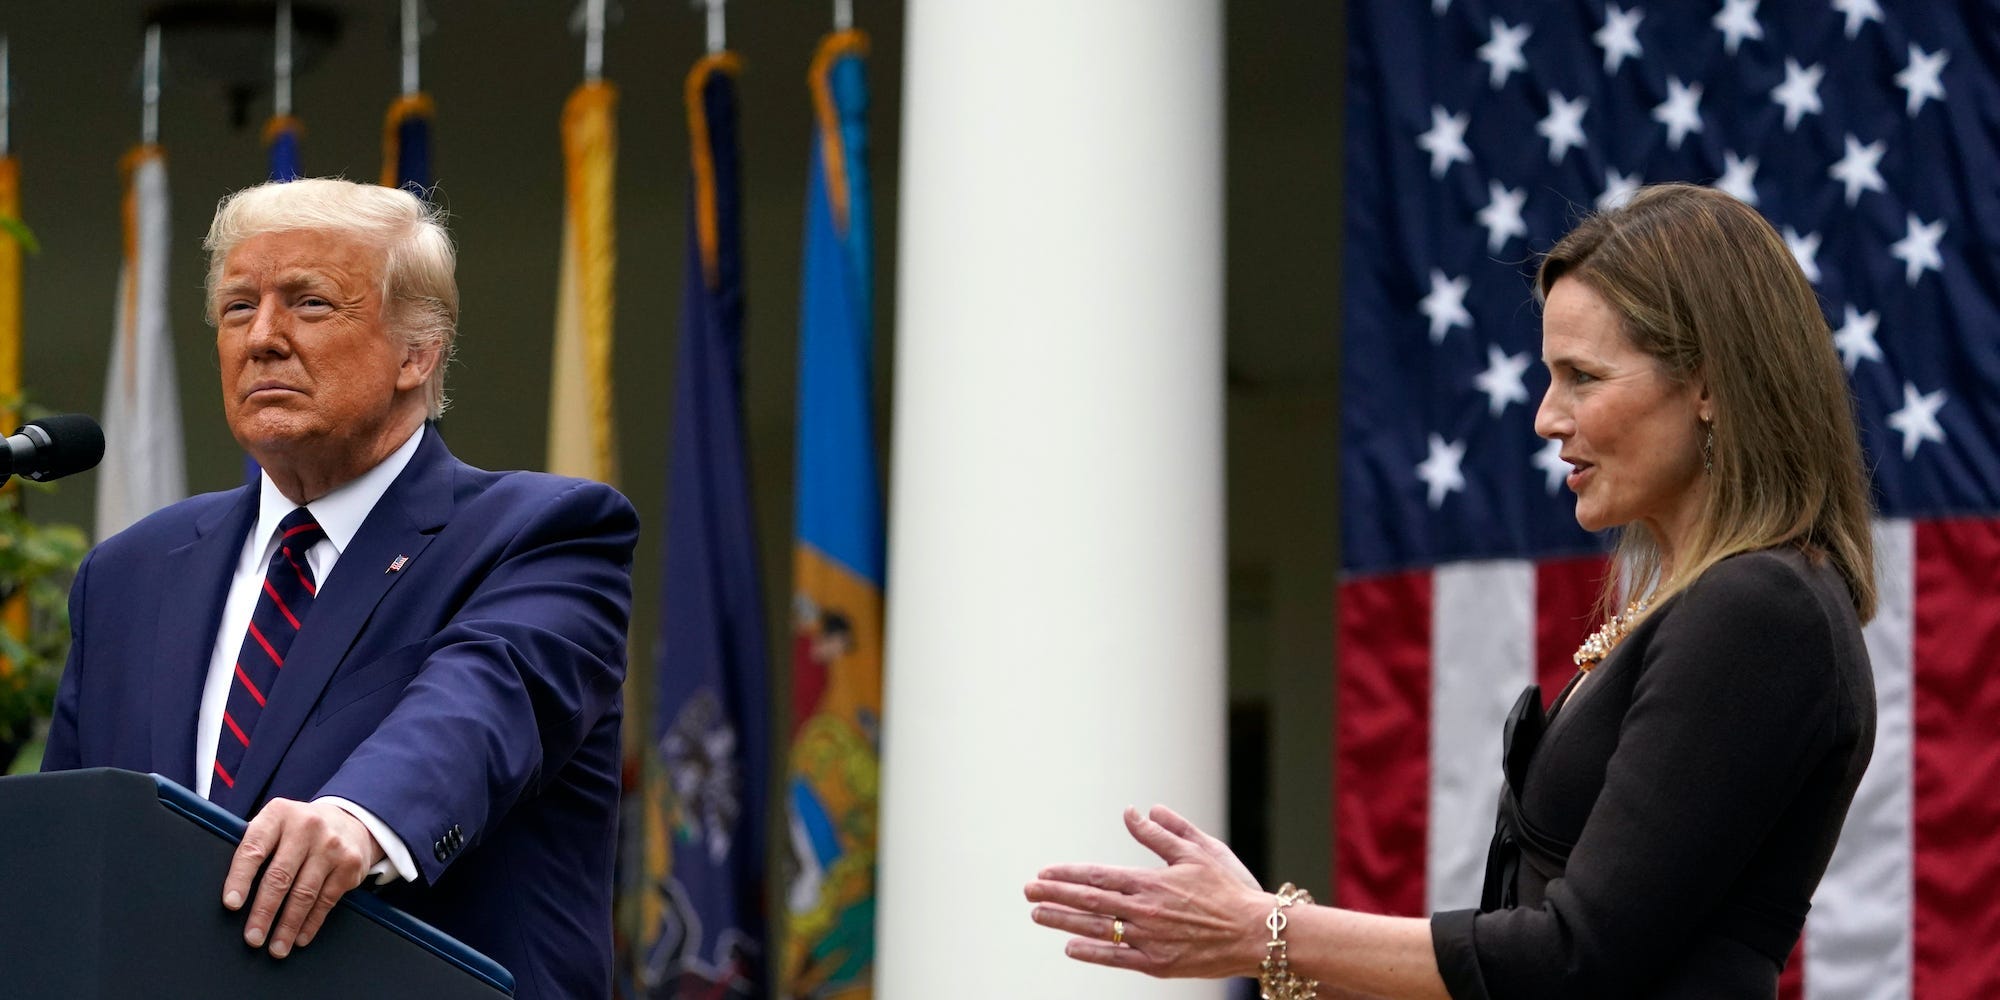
[{"x1": 1337, "y1": 2, "x2": 2000, "y2": 998}]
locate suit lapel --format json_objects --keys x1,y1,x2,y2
[
  {"x1": 151, "y1": 488, "x2": 259, "y2": 788},
  {"x1": 222, "y1": 429, "x2": 456, "y2": 815}
]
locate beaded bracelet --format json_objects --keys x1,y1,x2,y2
[{"x1": 1258, "y1": 882, "x2": 1319, "y2": 1000}]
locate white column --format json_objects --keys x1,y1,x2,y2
[{"x1": 879, "y1": 3, "x2": 1226, "y2": 999}]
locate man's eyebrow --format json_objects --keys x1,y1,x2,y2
[{"x1": 213, "y1": 269, "x2": 336, "y2": 299}]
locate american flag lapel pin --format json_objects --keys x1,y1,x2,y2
[{"x1": 387, "y1": 554, "x2": 409, "y2": 574}]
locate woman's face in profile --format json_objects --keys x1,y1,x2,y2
[{"x1": 1534, "y1": 277, "x2": 1709, "y2": 552}]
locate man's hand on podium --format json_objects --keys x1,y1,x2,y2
[{"x1": 222, "y1": 798, "x2": 388, "y2": 959}]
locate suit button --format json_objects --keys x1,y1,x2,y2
[{"x1": 434, "y1": 844, "x2": 448, "y2": 862}]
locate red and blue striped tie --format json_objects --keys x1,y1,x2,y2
[{"x1": 210, "y1": 507, "x2": 324, "y2": 800}]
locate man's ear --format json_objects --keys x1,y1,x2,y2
[{"x1": 398, "y1": 346, "x2": 442, "y2": 394}]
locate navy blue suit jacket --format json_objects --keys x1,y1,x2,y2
[{"x1": 43, "y1": 427, "x2": 638, "y2": 999}]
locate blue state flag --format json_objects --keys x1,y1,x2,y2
[
  {"x1": 264, "y1": 113, "x2": 303, "y2": 181},
  {"x1": 381, "y1": 93, "x2": 434, "y2": 195},
  {"x1": 782, "y1": 28, "x2": 881, "y2": 1000},
  {"x1": 644, "y1": 51, "x2": 769, "y2": 1000}
]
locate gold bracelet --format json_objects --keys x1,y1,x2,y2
[{"x1": 1258, "y1": 882, "x2": 1319, "y2": 1000}]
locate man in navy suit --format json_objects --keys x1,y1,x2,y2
[{"x1": 42, "y1": 178, "x2": 636, "y2": 998}]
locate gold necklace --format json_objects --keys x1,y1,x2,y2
[{"x1": 1573, "y1": 597, "x2": 1652, "y2": 670}]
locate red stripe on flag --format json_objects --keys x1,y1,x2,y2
[
  {"x1": 1336, "y1": 571, "x2": 1431, "y2": 917},
  {"x1": 262, "y1": 578, "x2": 301, "y2": 629},
  {"x1": 234, "y1": 663, "x2": 266, "y2": 707},
  {"x1": 1912, "y1": 518, "x2": 2000, "y2": 997},
  {"x1": 1534, "y1": 556, "x2": 1605, "y2": 709},
  {"x1": 1777, "y1": 936, "x2": 1803, "y2": 1000}
]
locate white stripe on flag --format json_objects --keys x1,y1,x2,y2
[
  {"x1": 1806, "y1": 519, "x2": 1914, "y2": 1000},
  {"x1": 1428, "y1": 560, "x2": 1534, "y2": 914},
  {"x1": 96, "y1": 151, "x2": 185, "y2": 540}
]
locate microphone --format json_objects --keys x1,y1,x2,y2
[{"x1": 2, "y1": 414, "x2": 106, "y2": 483}]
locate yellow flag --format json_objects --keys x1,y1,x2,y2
[{"x1": 547, "y1": 81, "x2": 618, "y2": 484}]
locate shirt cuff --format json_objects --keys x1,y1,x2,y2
[{"x1": 317, "y1": 796, "x2": 419, "y2": 885}]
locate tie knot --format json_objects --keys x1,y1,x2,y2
[{"x1": 277, "y1": 506, "x2": 325, "y2": 552}]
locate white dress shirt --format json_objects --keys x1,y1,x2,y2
[{"x1": 193, "y1": 424, "x2": 426, "y2": 883}]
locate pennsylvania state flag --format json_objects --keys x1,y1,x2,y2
[
  {"x1": 782, "y1": 30, "x2": 880, "y2": 1000},
  {"x1": 644, "y1": 52, "x2": 769, "y2": 999}
]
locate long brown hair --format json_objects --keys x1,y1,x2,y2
[{"x1": 1537, "y1": 184, "x2": 1876, "y2": 621}]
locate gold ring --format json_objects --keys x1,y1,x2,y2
[{"x1": 1111, "y1": 917, "x2": 1125, "y2": 946}]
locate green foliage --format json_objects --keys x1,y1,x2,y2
[
  {"x1": 0, "y1": 215, "x2": 39, "y2": 255},
  {"x1": 0, "y1": 491, "x2": 87, "y2": 757}
]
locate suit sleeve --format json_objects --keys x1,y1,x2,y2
[
  {"x1": 1430, "y1": 556, "x2": 1844, "y2": 998},
  {"x1": 39, "y1": 549, "x2": 93, "y2": 772},
  {"x1": 312, "y1": 478, "x2": 638, "y2": 883}
]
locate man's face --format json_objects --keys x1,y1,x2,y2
[{"x1": 213, "y1": 229, "x2": 430, "y2": 468}]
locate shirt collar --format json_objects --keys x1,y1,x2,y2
[{"x1": 248, "y1": 424, "x2": 427, "y2": 567}]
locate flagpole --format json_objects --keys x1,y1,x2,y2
[
  {"x1": 582, "y1": 0, "x2": 604, "y2": 82},
  {"x1": 274, "y1": 0, "x2": 293, "y2": 117},
  {"x1": 401, "y1": 0, "x2": 420, "y2": 95},
  {"x1": 704, "y1": 0, "x2": 726, "y2": 55},
  {"x1": 1, "y1": 36, "x2": 10, "y2": 157},
  {"x1": 834, "y1": 0, "x2": 853, "y2": 31},
  {"x1": 141, "y1": 25, "x2": 161, "y2": 145}
]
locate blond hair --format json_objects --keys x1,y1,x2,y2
[
  {"x1": 204, "y1": 178, "x2": 458, "y2": 418},
  {"x1": 1538, "y1": 183, "x2": 1876, "y2": 621}
]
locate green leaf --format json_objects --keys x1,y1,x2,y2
[{"x1": 0, "y1": 215, "x2": 39, "y2": 255}]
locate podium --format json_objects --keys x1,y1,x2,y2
[{"x1": 0, "y1": 768, "x2": 513, "y2": 999}]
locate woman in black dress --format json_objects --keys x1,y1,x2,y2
[{"x1": 1025, "y1": 184, "x2": 1877, "y2": 999}]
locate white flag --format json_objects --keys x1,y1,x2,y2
[{"x1": 95, "y1": 145, "x2": 184, "y2": 540}]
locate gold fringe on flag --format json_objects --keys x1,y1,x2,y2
[
  {"x1": 685, "y1": 53, "x2": 742, "y2": 289},
  {"x1": 809, "y1": 31, "x2": 868, "y2": 235},
  {"x1": 379, "y1": 92, "x2": 434, "y2": 188},
  {"x1": 546, "y1": 81, "x2": 618, "y2": 484}
]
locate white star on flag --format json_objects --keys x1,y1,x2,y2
[
  {"x1": 1478, "y1": 18, "x2": 1533, "y2": 89},
  {"x1": 1896, "y1": 44, "x2": 1949, "y2": 117},
  {"x1": 1473, "y1": 345, "x2": 1532, "y2": 416},
  {"x1": 1477, "y1": 181, "x2": 1528, "y2": 252},
  {"x1": 1598, "y1": 169, "x2": 1641, "y2": 211},
  {"x1": 1594, "y1": 5, "x2": 1644, "y2": 73},
  {"x1": 1712, "y1": 0, "x2": 1762, "y2": 55},
  {"x1": 1537, "y1": 93, "x2": 1589, "y2": 163},
  {"x1": 1418, "y1": 105, "x2": 1474, "y2": 178},
  {"x1": 1832, "y1": 305, "x2": 1882, "y2": 372},
  {"x1": 1829, "y1": 133, "x2": 1887, "y2": 206},
  {"x1": 1416, "y1": 434, "x2": 1468, "y2": 509},
  {"x1": 1783, "y1": 226, "x2": 1821, "y2": 284},
  {"x1": 1533, "y1": 436, "x2": 1569, "y2": 495},
  {"x1": 1653, "y1": 77, "x2": 1703, "y2": 150},
  {"x1": 1832, "y1": 0, "x2": 1882, "y2": 39},
  {"x1": 1885, "y1": 382, "x2": 1948, "y2": 459},
  {"x1": 1715, "y1": 151, "x2": 1760, "y2": 206},
  {"x1": 1771, "y1": 59, "x2": 1823, "y2": 131},
  {"x1": 1889, "y1": 213, "x2": 1946, "y2": 286},
  {"x1": 1420, "y1": 269, "x2": 1474, "y2": 344}
]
